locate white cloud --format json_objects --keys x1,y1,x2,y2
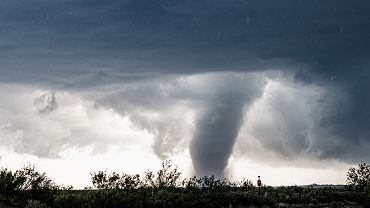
[
  {"x1": 0, "y1": 84, "x2": 153, "y2": 158},
  {"x1": 235, "y1": 76, "x2": 321, "y2": 161}
]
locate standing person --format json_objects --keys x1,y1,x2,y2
[{"x1": 257, "y1": 176, "x2": 262, "y2": 197}]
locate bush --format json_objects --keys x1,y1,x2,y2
[
  {"x1": 0, "y1": 165, "x2": 57, "y2": 207},
  {"x1": 347, "y1": 161, "x2": 370, "y2": 191},
  {"x1": 25, "y1": 199, "x2": 48, "y2": 208},
  {"x1": 144, "y1": 160, "x2": 181, "y2": 188}
]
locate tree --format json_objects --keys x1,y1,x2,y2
[
  {"x1": 144, "y1": 160, "x2": 181, "y2": 188},
  {"x1": 347, "y1": 161, "x2": 370, "y2": 191},
  {"x1": 0, "y1": 165, "x2": 56, "y2": 195},
  {"x1": 90, "y1": 171, "x2": 141, "y2": 190},
  {"x1": 0, "y1": 165, "x2": 57, "y2": 207},
  {"x1": 0, "y1": 168, "x2": 24, "y2": 196},
  {"x1": 15, "y1": 165, "x2": 56, "y2": 191}
]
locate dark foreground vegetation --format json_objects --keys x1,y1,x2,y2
[{"x1": 1, "y1": 161, "x2": 370, "y2": 208}]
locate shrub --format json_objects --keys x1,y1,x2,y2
[
  {"x1": 347, "y1": 161, "x2": 370, "y2": 191},
  {"x1": 25, "y1": 199, "x2": 48, "y2": 208}
]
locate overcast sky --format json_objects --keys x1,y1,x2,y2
[{"x1": 1, "y1": 0, "x2": 370, "y2": 187}]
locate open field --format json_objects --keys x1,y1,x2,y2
[{"x1": 1, "y1": 186, "x2": 369, "y2": 208}]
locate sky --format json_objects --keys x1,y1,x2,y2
[{"x1": 1, "y1": 0, "x2": 370, "y2": 188}]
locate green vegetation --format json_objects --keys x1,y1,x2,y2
[
  {"x1": 0, "y1": 161, "x2": 369, "y2": 207},
  {"x1": 347, "y1": 161, "x2": 370, "y2": 191}
]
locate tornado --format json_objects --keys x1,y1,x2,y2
[
  {"x1": 190, "y1": 92, "x2": 245, "y2": 177},
  {"x1": 189, "y1": 72, "x2": 265, "y2": 177}
]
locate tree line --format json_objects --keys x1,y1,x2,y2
[{"x1": 0, "y1": 161, "x2": 369, "y2": 208}]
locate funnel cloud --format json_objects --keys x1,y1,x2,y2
[
  {"x1": 190, "y1": 92, "x2": 246, "y2": 177},
  {"x1": 189, "y1": 75, "x2": 264, "y2": 177}
]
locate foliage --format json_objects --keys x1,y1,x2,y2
[
  {"x1": 144, "y1": 160, "x2": 181, "y2": 188},
  {"x1": 91, "y1": 171, "x2": 142, "y2": 190},
  {"x1": 25, "y1": 199, "x2": 48, "y2": 208},
  {"x1": 347, "y1": 161, "x2": 370, "y2": 191},
  {"x1": 0, "y1": 164, "x2": 57, "y2": 207},
  {"x1": 0, "y1": 167, "x2": 23, "y2": 196}
]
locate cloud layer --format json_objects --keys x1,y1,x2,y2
[{"x1": 0, "y1": 0, "x2": 370, "y2": 177}]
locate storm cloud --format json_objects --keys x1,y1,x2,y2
[
  {"x1": 33, "y1": 91, "x2": 58, "y2": 114},
  {"x1": 0, "y1": 0, "x2": 370, "y2": 177},
  {"x1": 1, "y1": 0, "x2": 369, "y2": 78}
]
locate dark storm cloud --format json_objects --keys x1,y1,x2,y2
[
  {"x1": 308, "y1": 73, "x2": 370, "y2": 161},
  {"x1": 1, "y1": 0, "x2": 370, "y2": 175},
  {"x1": 1, "y1": 0, "x2": 369, "y2": 79}
]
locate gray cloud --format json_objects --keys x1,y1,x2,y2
[
  {"x1": 91, "y1": 73, "x2": 267, "y2": 176},
  {"x1": 235, "y1": 72, "x2": 370, "y2": 167},
  {"x1": 0, "y1": 86, "x2": 151, "y2": 158},
  {"x1": 93, "y1": 75, "x2": 194, "y2": 159},
  {"x1": 1, "y1": 0, "x2": 369, "y2": 79},
  {"x1": 33, "y1": 91, "x2": 58, "y2": 114}
]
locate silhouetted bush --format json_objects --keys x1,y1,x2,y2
[
  {"x1": 347, "y1": 161, "x2": 370, "y2": 191},
  {"x1": 0, "y1": 164, "x2": 57, "y2": 207}
]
